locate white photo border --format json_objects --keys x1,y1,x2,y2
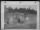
[{"x1": 1, "y1": 1, "x2": 39, "y2": 30}]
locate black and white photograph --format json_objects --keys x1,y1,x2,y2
[{"x1": 1, "y1": 1, "x2": 39, "y2": 30}]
